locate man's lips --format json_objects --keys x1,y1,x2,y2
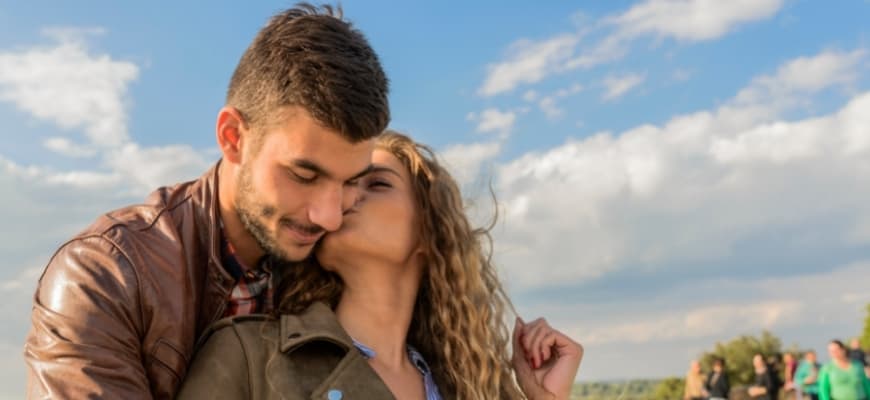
[{"x1": 282, "y1": 224, "x2": 324, "y2": 245}]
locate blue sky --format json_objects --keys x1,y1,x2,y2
[{"x1": 2, "y1": 1, "x2": 870, "y2": 397}]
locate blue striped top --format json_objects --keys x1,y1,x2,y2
[{"x1": 352, "y1": 339, "x2": 442, "y2": 400}]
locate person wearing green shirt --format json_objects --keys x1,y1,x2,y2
[
  {"x1": 819, "y1": 340, "x2": 870, "y2": 400},
  {"x1": 796, "y1": 350, "x2": 821, "y2": 400}
]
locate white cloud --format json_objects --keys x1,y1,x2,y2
[
  {"x1": 440, "y1": 141, "x2": 502, "y2": 187},
  {"x1": 468, "y1": 108, "x2": 517, "y2": 136},
  {"x1": 105, "y1": 143, "x2": 212, "y2": 195},
  {"x1": 522, "y1": 90, "x2": 538, "y2": 102},
  {"x1": 602, "y1": 73, "x2": 646, "y2": 101},
  {"x1": 0, "y1": 27, "x2": 216, "y2": 196},
  {"x1": 0, "y1": 27, "x2": 138, "y2": 148},
  {"x1": 583, "y1": 300, "x2": 802, "y2": 345},
  {"x1": 734, "y1": 49, "x2": 867, "y2": 107},
  {"x1": 515, "y1": 260, "x2": 870, "y2": 381},
  {"x1": 478, "y1": 34, "x2": 581, "y2": 96},
  {"x1": 43, "y1": 137, "x2": 97, "y2": 158},
  {"x1": 536, "y1": 83, "x2": 584, "y2": 120},
  {"x1": 0, "y1": 155, "x2": 121, "y2": 189},
  {"x1": 555, "y1": 83, "x2": 584, "y2": 97},
  {"x1": 608, "y1": 0, "x2": 785, "y2": 42},
  {"x1": 562, "y1": 35, "x2": 627, "y2": 71},
  {"x1": 487, "y1": 50, "x2": 870, "y2": 290},
  {"x1": 477, "y1": 0, "x2": 784, "y2": 97},
  {"x1": 538, "y1": 97, "x2": 562, "y2": 119},
  {"x1": 0, "y1": 266, "x2": 41, "y2": 292},
  {"x1": 603, "y1": 262, "x2": 870, "y2": 343}
]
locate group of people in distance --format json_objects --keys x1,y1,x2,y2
[
  {"x1": 23, "y1": 4, "x2": 583, "y2": 400},
  {"x1": 683, "y1": 338, "x2": 870, "y2": 400}
]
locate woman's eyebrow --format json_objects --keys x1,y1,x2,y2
[{"x1": 368, "y1": 165, "x2": 402, "y2": 178}]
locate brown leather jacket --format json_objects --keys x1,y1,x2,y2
[
  {"x1": 176, "y1": 302, "x2": 396, "y2": 400},
  {"x1": 24, "y1": 163, "x2": 238, "y2": 399}
]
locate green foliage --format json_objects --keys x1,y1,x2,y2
[
  {"x1": 861, "y1": 303, "x2": 870, "y2": 350},
  {"x1": 570, "y1": 379, "x2": 660, "y2": 400},
  {"x1": 699, "y1": 330, "x2": 783, "y2": 386},
  {"x1": 650, "y1": 377, "x2": 685, "y2": 400}
]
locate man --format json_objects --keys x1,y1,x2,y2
[
  {"x1": 24, "y1": 5, "x2": 389, "y2": 398},
  {"x1": 706, "y1": 357, "x2": 730, "y2": 400},
  {"x1": 849, "y1": 338, "x2": 867, "y2": 366}
]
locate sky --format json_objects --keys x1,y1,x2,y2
[{"x1": 1, "y1": 0, "x2": 870, "y2": 397}]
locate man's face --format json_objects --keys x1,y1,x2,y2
[{"x1": 235, "y1": 106, "x2": 374, "y2": 263}]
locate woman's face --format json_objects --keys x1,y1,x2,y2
[
  {"x1": 753, "y1": 354, "x2": 765, "y2": 370},
  {"x1": 828, "y1": 342, "x2": 846, "y2": 361},
  {"x1": 316, "y1": 148, "x2": 421, "y2": 270}
]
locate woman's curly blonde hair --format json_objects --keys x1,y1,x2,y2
[{"x1": 274, "y1": 131, "x2": 524, "y2": 399}]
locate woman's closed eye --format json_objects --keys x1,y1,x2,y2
[{"x1": 366, "y1": 178, "x2": 392, "y2": 189}]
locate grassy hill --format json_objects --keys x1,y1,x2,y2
[{"x1": 570, "y1": 379, "x2": 663, "y2": 400}]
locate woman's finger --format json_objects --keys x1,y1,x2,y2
[
  {"x1": 511, "y1": 317, "x2": 527, "y2": 365},
  {"x1": 520, "y1": 319, "x2": 544, "y2": 367},
  {"x1": 537, "y1": 330, "x2": 556, "y2": 364},
  {"x1": 524, "y1": 318, "x2": 552, "y2": 368},
  {"x1": 520, "y1": 317, "x2": 545, "y2": 351}
]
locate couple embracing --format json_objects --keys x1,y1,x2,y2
[{"x1": 24, "y1": 4, "x2": 582, "y2": 399}]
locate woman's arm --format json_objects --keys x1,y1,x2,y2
[
  {"x1": 683, "y1": 376, "x2": 692, "y2": 400},
  {"x1": 176, "y1": 324, "x2": 251, "y2": 400},
  {"x1": 817, "y1": 366, "x2": 831, "y2": 400}
]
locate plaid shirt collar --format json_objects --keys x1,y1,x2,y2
[{"x1": 220, "y1": 224, "x2": 274, "y2": 317}]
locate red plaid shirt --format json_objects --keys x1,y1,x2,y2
[{"x1": 221, "y1": 231, "x2": 274, "y2": 317}]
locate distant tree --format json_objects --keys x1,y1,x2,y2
[
  {"x1": 651, "y1": 377, "x2": 685, "y2": 400},
  {"x1": 861, "y1": 303, "x2": 870, "y2": 350},
  {"x1": 699, "y1": 330, "x2": 783, "y2": 386}
]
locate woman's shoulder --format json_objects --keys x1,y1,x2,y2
[
  {"x1": 199, "y1": 314, "x2": 280, "y2": 344},
  {"x1": 200, "y1": 303, "x2": 351, "y2": 351}
]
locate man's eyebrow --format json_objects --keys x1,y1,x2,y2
[
  {"x1": 291, "y1": 159, "x2": 375, "y2": 183},
  {"x1": 291, "y1": 159, "x2": 332, "y2": 179},
  {"x1": 348, "y1": 164, "x2": 374, "y2": 182}
]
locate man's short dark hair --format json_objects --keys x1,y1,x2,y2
[{"x1": 227, "y1": 3, "x2": 389, "y2": 142}]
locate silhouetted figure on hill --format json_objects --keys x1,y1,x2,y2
[
  {"x1": 684, "y1": 360, "x2": 709, "y2": 400},
  {"x1": 749, "y1": 354, "x2": 780, "y2": 400},
  {"x1": 706, "y1": 357, "x2": 730, "y2": 400}
]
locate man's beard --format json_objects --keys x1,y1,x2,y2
[{"x1": 235, "y1": 165, "x2": 296, "y2": 264}]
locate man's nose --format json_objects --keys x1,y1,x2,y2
[{"x1": 308, "y1": 186, "x2": 344, "y2": 232}]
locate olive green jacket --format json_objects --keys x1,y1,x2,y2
[{"x1": 176, "y1": 302, "x2": 396, "y2": 400}]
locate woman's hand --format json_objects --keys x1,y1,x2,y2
[{"x1": 512, "y1": 317, "x2": 583, "y2": 400}]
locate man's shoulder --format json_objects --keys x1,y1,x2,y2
[
  {"x1": 44, "y1": 170, "x2": 215, "y2": 281},
  {"x1": 79, "y1": 179, "x2": 198, "y2": 238}
]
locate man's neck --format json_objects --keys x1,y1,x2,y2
[
  {"x1": 334, "y1": 262, "x2": 420, "y2": 371},
  {"x1": 217, "y1": 163, "x2": 264, "y2": 268}
]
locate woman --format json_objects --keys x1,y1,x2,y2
[
  {"x1": 818, "y1": 340, "x2": 870, "y2": 400},
  {"x1": 795, "y1": 351, "x2": 821, "y2": 400},
  {"x1": 749, "y1": 354, "x2": 778, "y2": 400},
  {"x1": 178, "y1": 132, "x2": 583, "y2": 399},
  {"x1": 784, "y1": 353, "x2": 797, "y2": 399},
  {"x1": 684, "y1": 360, "x2": 708, "y2": 400}
]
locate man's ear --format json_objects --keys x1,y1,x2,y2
[{"x1": 216, "y1": 106, "x2": 248, "y2": 165}]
